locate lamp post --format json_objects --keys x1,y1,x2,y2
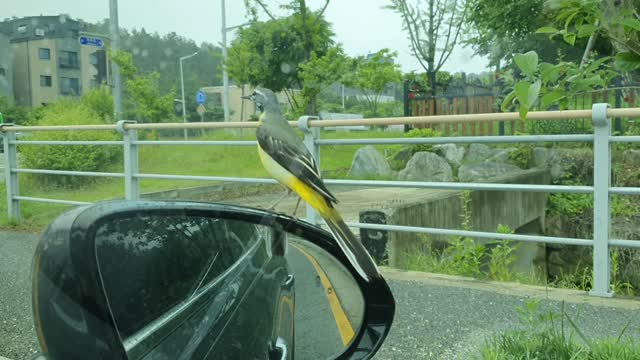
[
  {"x1": 109, "y1": 0, "x2": 122, "y2": 120},
  {"x1": 179, "y1": 51, "x2": 199, "y2": 140}
]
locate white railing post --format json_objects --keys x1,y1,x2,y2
[
  {"x1": 117, "y1": 120, "x2": 139, "y2": 200},
  {"x1": 298, "y1": 116, "x2": 320, "y2": 225},
  {"x1": 591, "y1": 103, "x2": 613, "y2": 297},
  {"x1": 2, "y1": 125, "x2": 20, "y2": 221}
]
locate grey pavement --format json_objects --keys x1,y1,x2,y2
[{"x1": 3, "y1": 230, "x2": 640, "y2": 360}]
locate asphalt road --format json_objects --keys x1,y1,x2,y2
[{"x1": 2, "y1": 231, "x2": 640, "y2": 360}]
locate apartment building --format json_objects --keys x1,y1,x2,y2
[
  {"x1": 1, "y1": 15, "x2": 108, "y2": 107},
  {"x1": 0, "y1": 26, "x2": 13, "y2": 103}
]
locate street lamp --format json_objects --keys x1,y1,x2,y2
[{"x1": 179, "y1": 51, "x2": 199, "y2": 140}]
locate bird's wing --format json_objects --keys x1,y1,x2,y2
[{"x1": 257, "y1": 125, "x2": 337, "y2": 205}]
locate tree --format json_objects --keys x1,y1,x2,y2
[
  {"x1": 342, "y1": 49, "x2": 402, "y2": 116},
  {"x1": 112, "y1": 51, "x2": 175, "y2": 123},
  {"x1": 298, "y1": 47, "x2": 348, "y2": 118},
  {"x1": 464, "y1": 0, "x2": 585, "y2": 68},
  {"x1": 387, "y1": 0, "x2": 466, "y2": 104},
  {"x1": 232, "y1": 0, "x2": 335, "y2": 115}
]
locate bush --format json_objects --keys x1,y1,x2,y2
[
  {"x1": 508, "y1": 145, "x2": 533, "y2": 169},
  {"x1": 20, "y1": 99, "x2": 122, "y2": 188},
  {"x1": 405, "y1": 127, "x2": 442, "y2": 153}
]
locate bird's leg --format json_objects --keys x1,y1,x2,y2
[
  {"x1": 268, "y1": 187, "x2": 292, "y2": 211},
  {"x1": 292, "y1": 196, "x2": 302, "y2": 217}
]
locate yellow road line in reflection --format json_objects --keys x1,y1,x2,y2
[{"x1": 291, "y1": 244, "x2": 355, "y2": 346}]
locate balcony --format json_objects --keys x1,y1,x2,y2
[{"x1": 58, "y1": 57, "x2": 79, "y2": 69}]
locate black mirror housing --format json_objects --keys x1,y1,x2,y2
[{"x1": 32, "y1": 201, "x2": 395, "y2": 360}]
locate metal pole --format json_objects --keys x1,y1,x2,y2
[
  {"x1": 221, "y1": 0, "x2": 230, "y2": 122},
  {"x1": 118, "y1": 121, "x2": 139, "y2": 200},
  {"x1": 590, "y1": 103, "x2": 612, "y2": 297},
  {"x1": 342, "y1": 84, "x2": 345, "y2": 110},
  {"x1": 180, "y1": 58, "x2": 187, "y2": 140},
  {"x1": 3, "y1": 127, "x2": 20, "y2": 221},
  {"x1": 298, "y1": 116, "x2": 320, "y2": 225},
  {"x1": 109, "y1": 0, "x2": 123, "y2": 120}
]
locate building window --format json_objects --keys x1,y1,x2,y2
[
  {"x1": 40, "y1": 75, "x2": 52, "y2": 87},
  {"x1": 89, "y1": 53, "x2": 99, "y2": 65},
  {"x1": 39, "y1": 48, "x2": 51, "y2": 60},
  {"x1": 0, "y1": 68, "x2": 5, "y2": 77},
  {"x1": 60, "y1": 77, "x2": 80, "y2": 95},
  {"x1": 59, "y1": 51, "x2": 79, "y2": 68},
  {"x1": 17, "y1": 24, "x2": 27, "y2": 33}
]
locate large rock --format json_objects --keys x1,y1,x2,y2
[
  {"x1": 463, "y1": 143, "x2": 492, "y2": 163},
  {"x1": 433, "y1": 143, "x2": 465, "y2": 168},
  {"x1": 532, "y1": 147, "x2": 549, "y2": 168},
  {"x1": 623, "y1": 149, "x2": 640, "y2": 167},
  {"x1": 487, "y1": 147, "x2": 518, "y2": 164},
  {"x1": 348, "y1": 145, "x2": 392, "y2": 178},
  {"x1": 397, "y1": 152, "x2": 453, "y2": 182},
  {"x1": 458, "y1": 162, "x2": 523, "y2": 182},
  {"x1": 531, "y1": 147, "x2": 592, "y2": 182}
]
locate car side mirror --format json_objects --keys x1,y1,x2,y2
[{"x1": 31, "y1": 201, "x2": 395, "y2": 360}]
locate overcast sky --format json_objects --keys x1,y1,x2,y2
[{"x1": 6, "y1": 0, "x2": 489, "y2": 74}]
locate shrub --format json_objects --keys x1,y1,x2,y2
[
  {"x1": 508, "y1": 145, "x2": 533, "y2": 169},
  {"x1": 20, "y1": 99, "x2": 122, "y2": 188},
  {"x1": 405, "y1": 127, "x2": 441, "y2": 153}
]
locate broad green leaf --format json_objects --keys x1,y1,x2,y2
[
  {"x1": 514, "y1": 51, "x2": 539, "y2": 78},
  {"x1": 501, "y1": 91, "x2": 517, "y2": 112},
  {"x1": 621, "y1": 18, "x2": 640, "y2": 31},
  {"x1": 563, "y1": 32, "x2": 576, "y2": 46},
  {"x1": 540, "y1": 63, "x2": 561, "y2": 84},
  {"x1": 584, "y1": 56, "x2": 611, "y2": 73},
  {"x1": 577, "y1": 24, "x2": 597, "y2": 38},
  {"x1": 515, "y1": 81, "x2": 531, "y2": 107},
  {"x1": 527, "y1": 80, "x2": 541, "y2": 108},
  {"x1": 615, "y1": 52, "x2": 640, "y2": 72},
  {"x1": 541, "y1": 90, "x2": 565, "y2": 110},
  {"x1": 536, "y1": 26, "x2": 559, "y2": 34}
]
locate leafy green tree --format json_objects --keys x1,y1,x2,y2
[
  {"x1": 112, "y1": 51, "x2": 175, "y2": 122},
  {"x1": 342, "y1": 49, "x2": 402, "y2": 116},
  {"x1": 298, "y1": 46, "x2": 348, "y2": 117},
  {"x1": 386, "y1": 0, "x2": 466, "y2": 103},
  {"x1": 0, "y1": 97, "x2": 34, "y2": 125},
  {"x1": 81, "y1": 86, "x2": 114, "y2": 121},
  {"x1": 230, "y1": 0, "x2": 335, "y2": 115},
  {"x1": 464, "y1": 0, "x2": 585, "y2": 67}
]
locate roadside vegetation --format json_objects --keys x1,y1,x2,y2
[{"x1": 477, "y1": 300, "x2": 640, "y2": 359}]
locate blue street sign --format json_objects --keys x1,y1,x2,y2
[
  {"x1": 79, "y1": 36, "x2": 104, "y2": 48},
  {"x1": 196, "y1": 90, "x2": 207, "y2": 105}
]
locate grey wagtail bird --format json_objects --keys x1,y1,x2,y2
[{"x1": 243, "y1": 88, "x2": 379, "y2": 281}]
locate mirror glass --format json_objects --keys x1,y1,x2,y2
[{"x1": 94, "y1": 213, "x2": 365, "y2": 360}]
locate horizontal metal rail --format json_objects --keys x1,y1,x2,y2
[
  {"x1": 609, "y1": 187, "x2": 640, "y2": 195},
  {"x1": 609, "y1": 239, "x2": 640, "y2": 249},
  {"x1": 13, "y1": 196, "x2": 92, "y2": 206},
  {"x1": 15, "y1": 169, "x2": 125, "y2": 177},
  {"x1": 2, "y1": 107, "x2": 639, "y2": 132},
  {"x1": 345, "y1": 222, "x2": 593, "y2": 246},
  {"x1": 609, "y1": 136, "x2": 640, "y2": 143},
  {"x1": 324, "y1": 179, "x2": 594, "y2": 194},
  {"x1": 11, "y1": 140, "x2": 124, "y2": 145},
  {"x1": 316, "y1": 135, "x2": 594, "y2": 145},
  {"x1": 136, "y1": 173, "x2": 278, "y2": 184},
  {"x1": 133, "y1": 140, "x2": 257, "y2": 146}
]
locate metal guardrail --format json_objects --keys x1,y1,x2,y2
[{"x1": 3, "y1": 105, "x2": 640, "y2": 297}]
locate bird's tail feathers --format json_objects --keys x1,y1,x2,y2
[{"x1": 324, "y1": 207, "x2": 380, "y2": 282}]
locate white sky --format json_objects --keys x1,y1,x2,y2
[{"x1": 5, "y1": 0, "x2": 489, "y2": 74}]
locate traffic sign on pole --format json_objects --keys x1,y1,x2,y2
[{"x1": 196, "y1": 90, "x2": 207, "y2": 105}]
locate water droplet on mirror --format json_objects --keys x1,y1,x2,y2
[
  {"x1": 164, "y1": 48, "x2": 173, "y2": 57},
  {"x1": 141, "y1": 49, "x2": 149, "y2": 57},
  {"x1": 159, "y1": 62, "x2": 167, "y2": 69},
  {"x1": 132, "y1": 47, "x2": 140, "y2": 55},
  {"x1": 280, "y1": 62, "x2": 293, "y2": 74}
]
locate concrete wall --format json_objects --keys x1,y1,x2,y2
[
  {"x1": 0, "y1": 33, "x2": 13, "y2": 103},
  {"x1": 386, "y1": 169, "x2": 550, "y2": 273}
]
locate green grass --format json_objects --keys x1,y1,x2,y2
[
  {"x1": 478, "y1": 300, "x2": 640, "y2": 359},
  {"x1": 0, "y1": 129, "x2": 405, "y2": 231}
]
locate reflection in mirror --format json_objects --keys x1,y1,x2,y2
[
  {"x1": 94, "y1": 213, "x2": 364, "y2": 360},
  {"x1": 285, "y1": 233, "x2": 365, "y2": 359}
]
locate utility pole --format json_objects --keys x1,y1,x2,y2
[
  {"x1": 221, "y1": 0, "x2": 230, "y2": 122},
  {"x1": 179, "y1": 51, "x2": 199, "y2": 140},
  {"x1": 109, "y1": 0, "x2": 123, "y2": 120}
]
